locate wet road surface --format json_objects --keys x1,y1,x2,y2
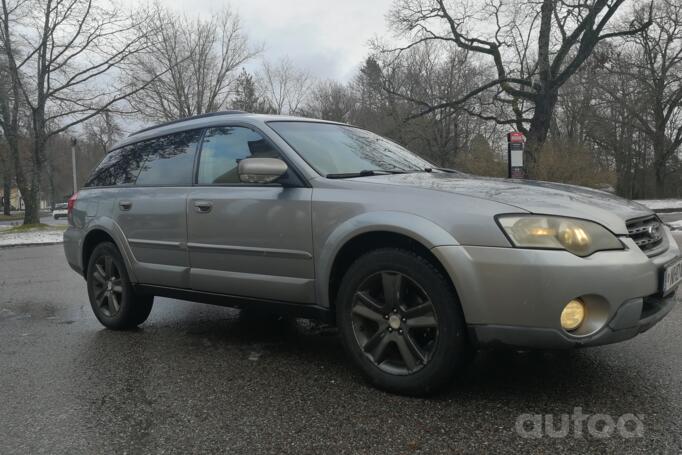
[{"x1": 0, "y1": 241, "x2": 681, "y2": 454}]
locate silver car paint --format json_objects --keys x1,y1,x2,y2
[
  {"x1": 187, "y1": 186, "x2": 315, "y2": 303},
  {"x1": 64, "y1": 113, "x2": 680, "y2": 348}
]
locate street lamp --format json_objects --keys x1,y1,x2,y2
[{"x1": 70, "y1": 137, "x2": 78, "y2": 195}]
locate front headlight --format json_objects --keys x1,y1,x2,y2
[{"x1": 497, "y1": 215, "x2": 623, "y2": 257}]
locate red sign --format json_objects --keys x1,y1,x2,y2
[{"x1": 508, "y1": 132, "x2": 525, "y2": 143}]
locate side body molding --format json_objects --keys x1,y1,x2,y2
[{"x1": 315, "y1": 211, "x2": 459, "y2": 309}]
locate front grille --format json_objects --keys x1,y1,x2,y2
[{"x1": 627, "y1": 215, "x2": 666, "y2": 256}]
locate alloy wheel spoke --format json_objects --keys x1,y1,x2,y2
[
  {"x1": 95, "y1": 288, "x2": 106, "y2": 306},
  {"x1": 405, "y1": 302, "x2": 432, "y2": 318},
  {"x1": 93, "y1": 270, "x2": 106, "y2": 284},
  {"x1": 362, "y1": 328, "x2": 386, "y2": 354},
  {"x1": 109, "y1": 292, "x2": 120, "y2": 314},
  {"x1": 355, "y1": 291, "x2": 384, "y2": 312},
  {"x1": 111, "y1": 278, "x2": 123, "y2": 294},
  {"x1": 352, "y1": 299, "x2": 385, "y2": 324},
  {"x1": 407, "y1": 314, "x2": 438, "y2": 329},
  {"x1": 381, "y1": 272, "x2": 402, "y2": 309},
  {"x1": 104, "y1": 256, "x2": 113, "y2": 276},
  {"x1": 95, "y1": 264, "x2": 107, "y2": 281},
  {"x1": 395, "y1": 332, "x2": 426, "y2": 371},
  {"x1": 368, "y1": 333, "x2": 391, "y2": 364}
]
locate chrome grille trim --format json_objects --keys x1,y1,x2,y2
[{"x1": 626, "y1": 215, "x2": 666, "y2": 257}]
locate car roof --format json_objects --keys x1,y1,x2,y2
[{"x1": 113, "y1": 112, "x2": 346, "y2": 151}]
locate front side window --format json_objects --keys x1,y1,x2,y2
[
  {"x1": 135, "y1": 130, "x2": 202, "y2": 186},
  {"x1": 197, "y1": 126, "x2": 280, "y2": 185},
  {"x1": 267, "y1": 121, "x2": 433, "y2": 176}
]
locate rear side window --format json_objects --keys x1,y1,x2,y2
[
  {"x1": 135, "y1": 130, "x2": 202, "y2": 186},
  {"x1": 84, "y1": 145, "x2": 144, "y2": 187}
]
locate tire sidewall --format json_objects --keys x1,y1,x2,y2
[{"x1": 336, "y1": 248, "x2": 467, "y2": 395}]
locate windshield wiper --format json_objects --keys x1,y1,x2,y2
[
  {"x1": 431, "y1": 167, "x2": 465, "y2": 175},
  {"x1": 326, "y1": 170, "x2": 405, "y2": 179}
]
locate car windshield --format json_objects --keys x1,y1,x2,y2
[
  {"x1": 55, "y1": 203, "x2": 67, "y2": 209},
  {"x1": 268, "y1": 121, "x2": 433, "y2": 176}
]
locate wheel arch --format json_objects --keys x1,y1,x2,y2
[
  {"x1": 318, "y1": 212, "x2": 460, "y2": 313},
  {"x1": 81, "y1": 220, "x2": 138, "y2": 283}
]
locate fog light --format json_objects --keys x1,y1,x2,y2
[{"x1": 561, "y1": 299, "x2": 585, "y2": 331}]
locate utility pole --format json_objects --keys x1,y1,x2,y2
[{"x1": 71, "y1": 138, "x2": 78, "y2": 194}]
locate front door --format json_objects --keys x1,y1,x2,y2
[{"x1": 187, "y1": 126, "x2": 315, "y2": 303}]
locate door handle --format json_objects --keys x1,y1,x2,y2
[
  {"x1": 119, "y1": 200, "x2": 132, "y2": 211},
  {"x1": 193, "y1": 201, "x2": 213, "y2": 213}
]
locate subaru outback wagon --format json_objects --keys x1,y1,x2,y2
[{"x1": 64, "y1": 111, "x2": 681, "y2": 395}]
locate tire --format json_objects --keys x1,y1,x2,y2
[
  {"x1": 86, "y1": 242, "x2": 154, "y2": 330},
  {"x1": 336, "y1": 248, "x2": 470, "y2": 396}
]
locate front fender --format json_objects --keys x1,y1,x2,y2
[{"x1": 315, "y1": 211, "x2": 458, "y2": 309}]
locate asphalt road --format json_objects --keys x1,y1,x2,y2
[{"x1": 1, "y1": 238, "x2": 681, "y2": 454}]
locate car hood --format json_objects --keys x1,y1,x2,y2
[{"x1": 358, "y1": 173, "x2": 653, "y2": 235}]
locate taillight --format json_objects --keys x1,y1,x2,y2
[{"x1": 67, "y1": 192, "x2": 78, "y2": 219}]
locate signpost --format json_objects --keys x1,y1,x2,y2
[{"x1": 507, "y1": 132, "x2": 525, "y2": 179}]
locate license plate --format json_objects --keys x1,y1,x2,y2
[{"x1": 662, "y1": 258, "x2": 682, "y2": 295}]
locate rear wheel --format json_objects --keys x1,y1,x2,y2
[
  {"x1": 336, "y1": 248, "x2": 470, "y2": 395},
  {"x1": 86, "y1": 242, "x2": 153, "y2": 330}
]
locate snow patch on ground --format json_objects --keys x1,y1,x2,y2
[
  {"x1": 637, "y1": 199, "x2": 682, "y2": 210},
  {"x1": 0, "y1": 229, "x2": 64, "y2": 247}
]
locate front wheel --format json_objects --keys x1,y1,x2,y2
[
  {"x1": 86, "y1": 242, "x2": 153, "y2": 330},
  {"x1": 336, "y1": 248, "x2": 470, "y2": 396}
]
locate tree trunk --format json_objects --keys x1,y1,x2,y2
[
  {"x1": 524, "y1": 92, "x2": 558, "y2": 178},
  {"x1": 22, "y1": 147, "x2": 44, "y2": 225},
  {"x1": 2, "y1": 179, "x2": 10, "y2": 215},
  {"x1": 22, "y1": 112, "x2": 47, "y2": 225},
  {"x1": 22, "y1": 184, "x2": 41, "y2": 225}
]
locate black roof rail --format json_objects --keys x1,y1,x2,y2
[{"x1": 128, "y1": 110, "x2": 247, "y2": 137}]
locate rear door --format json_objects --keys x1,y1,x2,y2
[
  {"x1": 114, "y1": 130, "x2": 202, "y2": 288},
  {"x1": 187, "y1": 125, "x2": 315, "y2": 303}
]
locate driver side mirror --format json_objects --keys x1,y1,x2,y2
[{"x1": 238, "y1": 158, "x2": 288, "y2": 184}]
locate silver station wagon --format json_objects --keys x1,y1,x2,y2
[{"x1": 64, "y1": 111, "x2": 681, "y2": 395}]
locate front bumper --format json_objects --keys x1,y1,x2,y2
[
  {"x1": 432, "y1": 227, "x2": 680, "y2": 349},
  {"x1": 470, "y1": 293, "x2": 676, "y2": 348}
]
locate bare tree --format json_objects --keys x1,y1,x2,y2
[
  {"x1": 84, "y1": 110, "x2": 123, "y2": 157},
  {"x1": 305, "y1": 80, "x2": 355, "y2": 122},
  {"x1": 127, "y1": 4, "x2": 259, "y2": 122},
  {"x1": 0, "y1": 140, "x2": 10, "y2": 215},
  {"x1": 385, "y1": 0, "x2": 652, "y2": 174},
  {"x1": 0, "y1": 47, "x2": 12, "y2": 214},
  {"x1": 259, "y1": 57, "x2": 313, "y2": 115},
  {"x1": 0, "y1": 0, "x2": 159, "y2": 224},
  {"x1": 595, "y1": 0, "x2": 682, "y2": 196}
]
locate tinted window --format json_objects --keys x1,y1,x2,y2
[
  {"x1": 135, "y1": 130, "x2": 202, "y2": 186},
  {"x1": 197, "y1": 127, "x2": 280, "y2": 184},
  {"x1": 84, "y1": 145, "x2": 144, "y2": 187}
]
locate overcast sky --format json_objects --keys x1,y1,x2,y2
[{"x1": 153, "y1": 0, "x2": 396, "y2": 81}]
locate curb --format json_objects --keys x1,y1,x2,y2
[{"x1": 0, "y1": 241, "x2": 64, "y2": 249}]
